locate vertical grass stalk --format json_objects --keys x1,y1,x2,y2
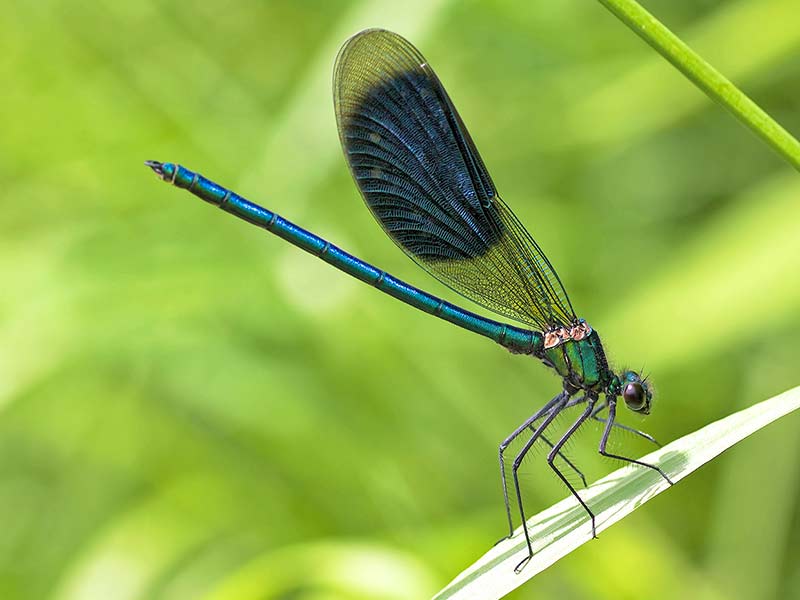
[{"x1": 596, "y1": 0, "x2": 800, "y2": 171}]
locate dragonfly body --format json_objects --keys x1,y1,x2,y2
[
  {"x1": 148, "y1": 161, "x2": 613, "y2": 391},
  {"x1": 155, "y1": 161, "x2": 542, "y2": 355},
  {"x1": 148, "y1": 28, "x2": 672, "y2": 572}
]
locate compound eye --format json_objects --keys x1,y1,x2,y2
[{"x1": 623, "y1": 382, "x2": 645, "y2": 411}]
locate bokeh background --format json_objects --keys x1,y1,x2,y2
[{"x1": 3, "y1": 0, "x2": 800, "y2": 598}]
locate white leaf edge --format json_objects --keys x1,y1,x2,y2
[{"x1": 434, "y1": 385, "x2": 800, "y2": 600}]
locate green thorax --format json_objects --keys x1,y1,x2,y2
[{"x1": 541, "y1": 330, "x2": 610, "y2": 392}]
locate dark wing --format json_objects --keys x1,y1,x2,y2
[{"x1": 333, "y1": 28, "x2": 575, "y2": 330}]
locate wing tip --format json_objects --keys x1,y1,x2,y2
[{"x1": 334, "y1": 28, "x2": 418, "y2": 78}]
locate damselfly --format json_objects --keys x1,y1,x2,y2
[{"x1": 147, "y1": 28, "x2": 672, "y2": 572}]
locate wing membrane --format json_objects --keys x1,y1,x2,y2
[{"x1": 334, "y1": 29, "x2": 575, "y2": 330}]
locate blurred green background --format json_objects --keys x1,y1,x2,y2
[{"x1": 2, "y1": 0, "x2": 800, "y2": 598}]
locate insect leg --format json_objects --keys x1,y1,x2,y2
[
  {"x1": 598, "y1": 398, "x2": 673, "y2": 485},
  {"x1": 545, "y1": 394, "x2": 599, "y2": 550},
  {"x1": 591, "y1": 402, "x2": 662, "y2": 447},
  {"x1": 497, "y1": 390, "x2": 568, "y2": 541},
  {"x1": 510, "y1": 393, "x2": 570, "y2": 572},
  {"x1": 539, "y1": 394, "x2": 589, "y2": 487}
]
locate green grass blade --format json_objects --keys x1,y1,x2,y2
[
  {"x1": 595, "y1": 0, "x2": 800, "y2": 171},
  {"x1": 557, "y1": 0, "x2": 800, "y2": 151},
  {"x1": 434, "y1": 385, "x2": 800, "y2": 600}
]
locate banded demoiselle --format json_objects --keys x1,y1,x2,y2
[{"x1": 147, "y1": 28, "x2": 672, "y2": 572}]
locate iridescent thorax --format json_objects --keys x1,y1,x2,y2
[{"x1": 541, "y1": 321, "x2": 610, "y2": 392}]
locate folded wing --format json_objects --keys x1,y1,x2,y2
[{"x1": 334, "y1": 28, "x2": 575, "y2": 330}]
